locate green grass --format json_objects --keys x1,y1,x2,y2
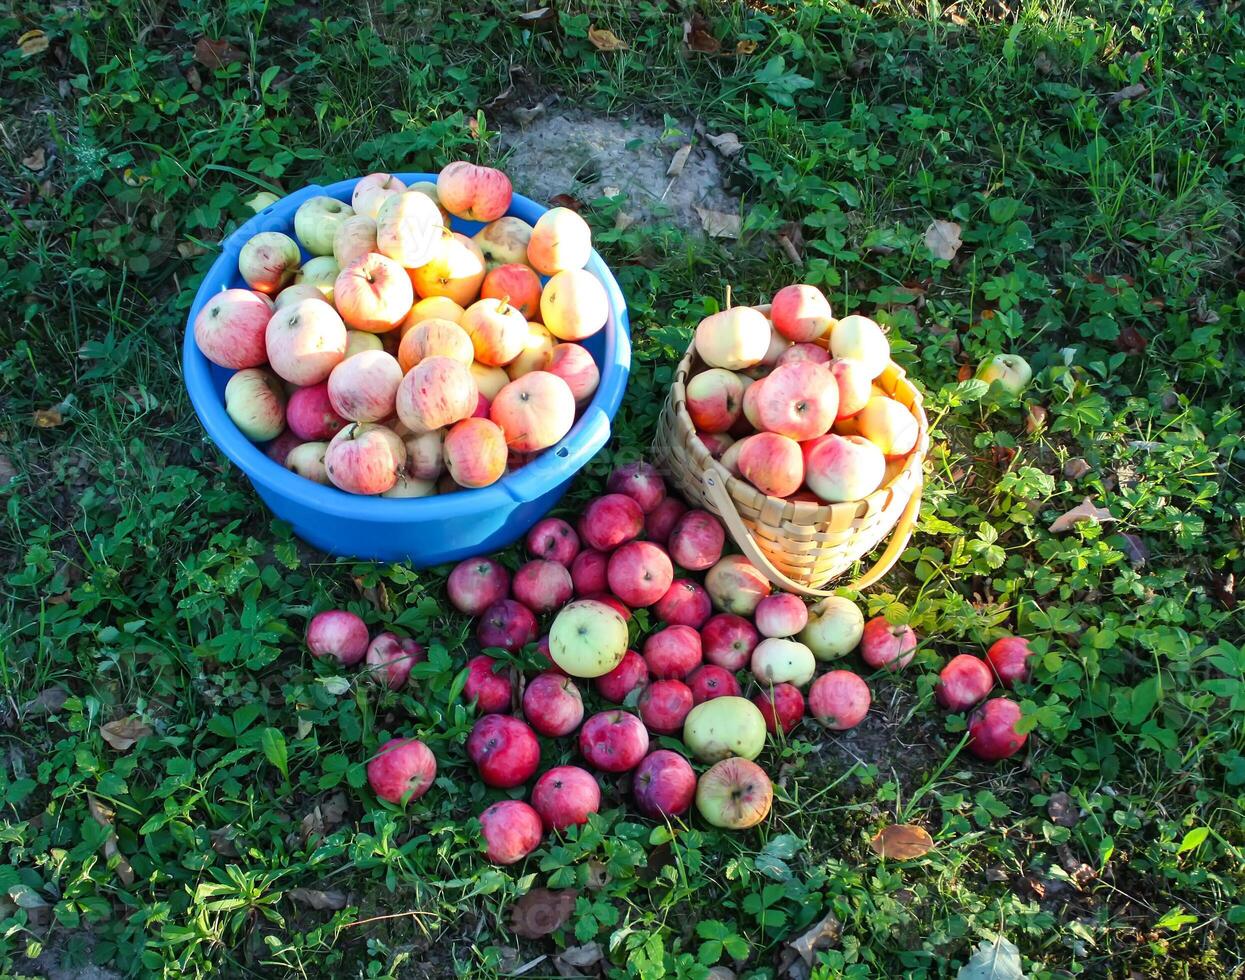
[{"x1": 2, "y1": 0, "x2": 1244, "y2": 977}]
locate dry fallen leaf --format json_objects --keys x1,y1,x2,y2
[
  {"x1": 0, "y1": 453, "x2": 14, "y2": 484},
  {"x1": 705, "y1": 131, "x2": 743, "y2": 157},
  {"x1": 696, "y1": 206, "x2": 741, "y2": 239},
  {"x1": 1209, "y1": 572, "x2": 1236, "y2": 610},
  {"x1": 667, "y1": 144, "x2": 692, "y2": 178},
  {"x1": 870, "y1": 824, "x2": 935, "y2": 860},
  {"x1": 613, "y1": 211, "x2": 637, "y2": 232},
  {"x1": 554, "y1": 942, "x2": 603, "y2": 976},
  {"x1": 510, "y1": 888, "x2": 578, "y2": 938},
  {"x1": 100, "y1": 715, "x2": 152, "y2": 751},
  {"x1": 33, "y1": 406, "x2": 64, "y2": 428},
  {"x1": 17, "y1": 30, "x2": 50, "y2": 57},
  {"x1": 23, "y1": 148, "x2": 46, "y2": 172},
  {"x1": 549, "y1": 193, "x2": 585, "y2": 212},
  {"x1": 21, "y1": 687, "x2": 67, "y2": 716},
  {"x1": 925, "y1": 220, "x2": 963, "y2": 261},
  {"x1": 1046, "y1": 792, "x2": 1079, "y2": 828},
  {"x1": 1064, "y1": 458, "x2": 1091, "y2": 480},
  {"x1": 193, "y1": 37, "x2": 247, "y2": 69},
  {"x1": 1049, "y1": 497, "x2": 1115, "y2": 534},
  {"x1": 685, "y1": 16, "x2": 721, "y2": 54},
  {"x1": 88, "y1": 795, "x2": 136, "y2": 886},
  {"x1": 185, "y1": 65, "x2": 202, "y2": 91},
  {"x1": 778, "y1": 233, "x2": 803, "y2": 266},
  {"x1": 1109, "y1": 83, "x2": 1147, "y2": 105},
  {"x1": 1119, "y1": 533, "x2": 1148, "y2": 568},
  {"x1": 513, "y1": 102, "x2": 546, "y2": 126},
  {"x1": 587, "y1": 26, "x2": 629, "y2": 51},
  {"x1": 735, "y1": 39, "x2": 758, "y2": 55},
  {"x1": 786, "y1": 909, "x2": 842, "y2": 967},
  {"x1": 517, "y1": 7, "x2": 554, "y2": 22},
  {"x1": 288, "y1": 887, "x2": 348, "y2": 910},
  {"x1": 210, "y1": 827, "x2": 239, "y2": 857}
]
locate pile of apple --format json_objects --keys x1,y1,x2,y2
[
  {"x1": 305, "y1": 462, "x2": 1035, "y2": 865},
  {"x1": 193, "y1": 162, "x2": 608, "y2": 496},
  {"x1": 687, "y1": 285, "x2": 918, "y2": 504}
]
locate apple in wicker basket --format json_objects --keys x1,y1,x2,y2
[
  {"x1": 694, "y1": 306, "x2": 772, "y2": 371},
  {"x1": 686, "y1": 368, "x2": 746, "y2": 434},
  {"x1": 829, "y1": 315, "x2": 890, "y2": 379},
  {"x1": 802, "y1": 433, "x2": 886, "y2": 504}
]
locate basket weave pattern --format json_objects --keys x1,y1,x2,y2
[{"x1": 652, "y1": 337, "x2": 929, "y2": 593}]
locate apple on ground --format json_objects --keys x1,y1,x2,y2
[
  {"x1": 701, "y1": 613, "x2": 760, "y2": 670},
  {"x1": 193, "y1": 288, "x2": 273, "y2": 369},
  {"x1": 365, "y1": 632, "x2": 425, "y2": 689},
  {"x1": 968, "y1": 698, "x2": 1028, "y2": 760},
  {"x1": 327, "y1": 349, "x2": 403, "y2": 422},
  {"x1": 437, "y1": 161, "x2": 512, "y2": 222},
  {"x1": 695, "y1": 757, "x2": 773, "y2": 829},
  {"x1": 512, "y1": 559, "x2": 574, "y2": 613},
  {"x1": 522, "y1": 672, "x2": 584, "y2": 737},
  {"x1": 802, "y1": 433, "x2": 886, "y2": 503},
  {"x1": 976, "y1": 354, "x2": 1032, "y2": 397},
  {"x1": 376, "y1": 190, "x2": 445, "y2": 268},
  {"x1": 306, "y1": 609, "x2": 369, "y2": 666},
  {"x1": 643, "y1": 625, "x2": 703, "y2": 679},
  {"x1": 473, "y1": 216, "x2": 534, "y2": 269},
  {"x1": 463, "y1": 655, "x2": 514, "y2": 714},
  {"x1": 645, "y1": 497, "x2": 688, "y2": 546},
  {"x1": 239, "y1": 232, "x2": 301, "y2": 294},
  {"x1": 447, "y1": 557, "x2": 510, "y2": 616},
  {"x1": 324, "y1": 422, "x2": 406, "y2": 495},
  {"x1": 225, "y1": 368, "x2": 286, "y2": 442},
  {"x1": 829, "y1": 315, "x2": 890, "y2": 378},
  {"x1": 683, "y1": 696, "x2": 767, "y2": 762},
  {"x1": 367, "y1": 737, "x2": 437, "y2": 805},
  {"x1": 476, "y1": 599, "x2": 538, "y2": 653},
  {"x1": 396, "y1": 356, "x2": 478, "y2": 435},
  {"x1": 578, "y1": 493, "x2": 644, "y2": 552},
  {"x1": 548, "y1": 599, "x2": 630, "y2": 677},
  {"x1": 531, "y1": 765, "x2": 601, "y2": 832},
  {"x1": 409, "y1": 231, "x2": 487, "y2": 306},
  {"x1": 751, "y1": 638, "x2": 816, "y2": 686},
  {"x1": 654, "y1": 579, "x2": 712, "y2": 629},
  {"x1": 467, "y1": 713, "x2": 540, "y2": 787},
  {"x1": 753, "y1": 683, "x2": 805, "y2": 735},
  {"x1": 987, "y1": 636, "x2": 1034, "y2": 687},
  {"x1": 808, "y1": 670, "x2": 870, "y2": 729},
  {"x1": 265, "y1": 299, "x2": 348, "y2": 385},
  {"x1": 579, "y1": 710, "x2": 649, "y2": 772},
  {"x1": 541, "y1": 268, "x2": 609, "y2": 341},
  {"x1": 607, "y1": 541, "x2": 674, "y2": 608},
  {"x1": 594, "y1": 650, "x2": 648, "y2": 704},
  {"x1": 606, "y1": 461, "x2": 666, "y2": 514},
  {"x1": 294, "y1": 195, "x2": 355, "y2": 256},
  {"x1": 860, "y1": 615, "x2": 918, "y2": 671},
  {"x1": 527, "y1": 206, "x2": 592, "y2": 276},
  {"x1": 686, "y1": 368, "x2": 746, "y2": 433},
  {"x1": 491, "y1": 371, "x2": 576, "y2": 452},
  {"x1": 632, "y1": 749, "x2": 697, "y2": 819},
  {"x1": 800, "y1": 596, "x2": 865, "y2": 661},
  {"x1": 638, "y1": 680, "x2": 694, "y2": 735},
  {"x1": 443, "y1": 417, "x2": 507, "y2": 488},
  {"x1": 705, "y1": 556, "x2": 772, "y2": 616},
  {"x1": 668, "y1": 510, "x2": 725, "y2": 571},
  {"x1": 754, "y1": 593, "x2": 808, "y2": 638},
  {"x1": 570, "y1": 548, "x2": 609, "y2": 595},
  {"x1": 479, "y1": 800, "x2": 543, "y2": 865},
  {"x1": 526, "y1": 517, "x2": 580, "y2": 566},
  {"x1": 694, "y1": 306, "x2": 772, "y2": 371},
  {"x1": 936, "y1": 655, "x2": 995, "y2": 711},
  {"x1": 687, "y1": 664, "x2": 742, "y2": 704},
  {"x1": 351, "y1": 172, "x2": 406, "y2": 220}
]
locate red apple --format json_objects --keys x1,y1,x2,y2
[
  {"x1": 545, "y1": 342, "x2": 600, "y2": 406},
  {"x1": 668, "y1": 510, "x2": 726, "y2": 571},
  {"x1": 606, "y1": 461, "x2": 667, "y2": 514},
  {"x1": 645, "y1": 497, "x2": 688, "y2": 545},
  {"x1": 632, "y1": 749, "x2": 697, "y2": 819},
  {"x1": 464, "y1": 655, "x2": 513, "y2": 713},
  {"x1": 987, "y1": 636, "x2": 1034, "y2": 688},
  {"x1": 686, "y1": 368, "x2": 746, "y2": 433},
  {"x1": 860, "y1": 615, "x2": 917, "y2": 671},
  {"x1": 579, "y1": 494, "x2": 644, "y2": 552},
  {"x1": 752, "y1": 683, "x2": 805, "y2": 735},
  {"x1": 579, "y1": 710, "x2": 650, "y2": 773},
  {"x1": 755, "y1": 361, "x2": 838, "y2": 441},
  {"x1": 808, "y1": 670, "x2": 870, "y2": 730},
  {"x1": 526, "y1": 517, "x2": 580, "y2": 566},
  {"x1": 583, "y1": 593, "x2": 632, "y2": 621},
  {"x1": 367, "y1": 737, "x2": 437, "y2": 804},
  {"x1": 479, "y1": 800, "x2": 543, "y2": 864},
  {"x1": 771, "y1": 284, "x2": 834, "y2": 342},
  {"x1": 512, "y1": 559, "x2": 574, "y2": 613},
  {"x1": 639, "y1": 680, "x2": 695, "y2": 735},
  {"x1": 594, "y1": 650, "x2": 649, "y2": 704},
  {"x1": 802, "y1": 433, "x2": 886, "y2": 503},
  {"x1": 754, "y1": 593, "x2": 809, "y2": 638},
  {"x1": 936, "y1": 655, "x2": 995, "y2": 711},
  {"x1": 531, "y1": 765, "x2": 601, "y2": 832},
  {"x1": 607, "y1": 541, "x2": 674, "y2": 608},
  {"x1": 306, "y1": 609, "x2": 369, "y2": 666},
  {"x1": 365, "y1": 632, "x2": 425, "y2": 689},
  {"x1": 523, "y1": 672, "x2": 584, "y2": 737},
  {"x1": 476, "y1": 600, "x2": 539, "y2": 654},
  {"x1": 570, "y1": 548, "x2": 609, "y2": 595},
  {"x1": 534, "y1": 634, "x2": 561, "y2": 674},
  {"x1": 696, "y1": 430, "x2": 736, "y2": 459},
  {"x1": 467, "y1": 713, "x2": 540, "y2": 787},
  {"x1": 643, "y1": 625, "x2": 703, "y2": 679},
  {"x1": 287, "y1": 382, "x2": 348, "y2": 441},
  {"x1": 687, "y1": 664, "x2": 742, "y2": 704},
  {"x1": 701, "y1": 613, "x2": 761, "y2": 671},
  {"x1": 266, "y1": 430, "x2": 303, "y2": 467},
  {"x1": 447, "y1": 557, "x2": 511, "y2": 616},
  {"x1": 737, "y1": 432, "x2": 804, "y2": 497},
  {"x1": 967, "y1": 698, "x2": 1028, "y2": 761},
  {"x1": 705, "y1": 556, "x2": 772, "y2": 617},
  {"x1": 777, "y1": 342, "x2": 831, "y2": 367},
  {"x1": 654, "y1": 579, "x2": 713, "y2": 628}
]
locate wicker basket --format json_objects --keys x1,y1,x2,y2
[{"x1": 652, "y1": 336, "x2": 929, "y2": 596}]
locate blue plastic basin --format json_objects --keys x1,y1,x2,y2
[{"x1": 183, "y1": 174, "x2": 631, "y2": 565}]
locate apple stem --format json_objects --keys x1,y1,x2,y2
[
  {"x1": 725, "y1": 284, "x2": 733, "y2": 310},
  {"x1": 497, "y1": 294, "x2": 511, "y2": 315}
]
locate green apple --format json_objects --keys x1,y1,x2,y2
[
  {"x1": 294, "y1": 195, "x2": 356, "y2": 256},
  {"x1": 695, "y1": 757, "x2": 773, "y2": 829},
  {"x1": 683, "y1": 696, "x2": 767, "y2": 762},
  {"x1": 750, "y1": 638, "x2": 816, "y2": 686},
  {"x1": 799, "y1": 596, "x2": 864, "y2": 661},
  {"x1": 976, "y1": 354, "x2": 1032, "y2": 398},
  {"x1": 294, "y1": 255, "x2": 341, "y2": 303},
  {"x1": 224, "y1": 367, "x2": 286, "y2": 441},
  {"x1": 246, "y1": 190, "x2": 281, "y2": 213},
  {"x1": 548, "y1": 600, "x2": 629, "y2": 678}
]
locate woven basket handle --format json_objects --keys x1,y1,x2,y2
[{"x1": 700, "y1": 469, "x2": 921, "y2": 596}]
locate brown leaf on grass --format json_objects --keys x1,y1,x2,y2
[
  {"x1": 288, "y1": 887, "x2": 348, "y2": 910},
  {"x1": 613, "y1": 211, "x2": 637, "y2": 232},
  {"x1": 684, "y1": 16, "x2": 721, "y2": 54},
  {"x1": 1108, "y1": 83, "x2": 1147, "y2": 105},
  {"x1": 1046, "y1": 792, "x2": 1080, "y2": 828},
  {"x1": 23, "y1": 148, "x2": 46, "y2": 172},
  {"x1": 88, "y1": 795, "x2": 136, "y2": 885},
  {"x1": 301, "y1": 791, "x2": 350, "y2": 842},
  {"x1": 34, "y1": 407, "x2": 64, "y2": 428},
  {"x1": 870, "y1": 824, "x2": 935, "y2": 860},
  {"x1": 517, "y1": 7, "x2": 553, "y2": 21},
  {"x1": 1116, "y1": 325, "x2": 1147, "y2": 354},
  {"x1": 185, "y1": 66, "x2": 202, "y2": 91},
  {"x1": 695, "y1": 206, "x2": 741, "y2": 239},
  {"x1": 778, "y1": 233, "x2": 803, "y2": 266},
  {"x1": 785, "y1": 909, "x2": 842, "y2": 967},
  {"x1": 925, "y1": 219, "x2": 963, "y2": 261},
  {"x1": 352, "y1": 576, "x2": 390, "y2": 613},
  {"x1": 666, "y1": 144, "x2": 692, "y2": 178},
  {"x1": 510, "y1": 888, "x2": 578, "y2": 938},
  {"x1": 1025, "y1": 404, "x2": 1047, "y2": 434},
  {"x1": 1064, "y1": 458, "x2": 1091, "y2": 480},
  {"x1": 1119, "y1": 533, "x2": 1149, "y2": 568},
  {"x1": 21, "y1": 688, "x2": 67, "y2": 716},
  {"x1": 705, "y1": 131, "x2": 743, "y2": 157},
  {"x1": 549, "y1": 193, "x2": 585, "y2": 212},
  {"x1": 587, "y1": 26, "x2": 628, "y2": 51},
  {"x1": 554, "y1": 942, "x2": 603, "y2": 976},
  {"x1": 513, "y1": 101, "x2": 546, "y2": 126},
  {"x1": 1209, "y1": 572, "x2": 1236, "y2": 610},
  {"x1": 735, "y1": 39, "x2": 758, "y2": 55},
  {"x1": 193, "y1": 37, "x2": 247, "y2": 69},
  {"x1": 210, "y1": 827, "x2": 239, "y2": 856},
  {"x1": 100, "y1": 715, "x2": 152, "y2": 751},
  {"x1": 1049, "y1": 497, "x2": 1115, "y2": 534},
  {"x1": 17, "y1": 30, "x2": 50, "y2": 57}
]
